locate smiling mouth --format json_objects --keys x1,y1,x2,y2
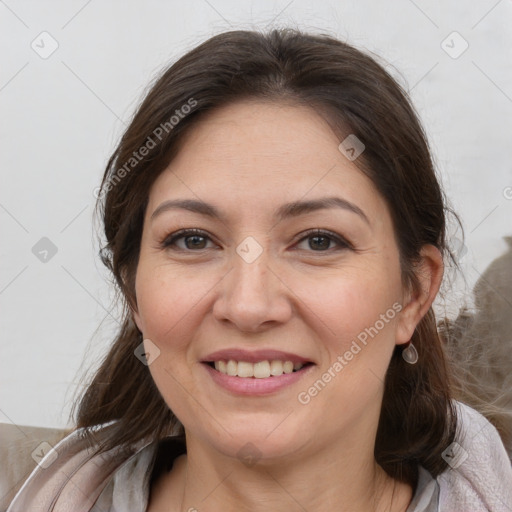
[{"x1": 204, "y1": 360, "x2": 314, "y2": 378}]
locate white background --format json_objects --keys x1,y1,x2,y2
[{"x1": 1, "y1": 0, "x2": 511, "y2": 429}]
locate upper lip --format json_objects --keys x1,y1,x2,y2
[{"x1": 202, "y1": 349, "x2": 313, "y2": 365}]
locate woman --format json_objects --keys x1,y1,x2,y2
[{"x1": 8, "y1": 28, "x2": 512, "y2": 511}]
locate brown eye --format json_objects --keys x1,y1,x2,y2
[
  {"x1": 161, "y1": 229, "x2": 215, "y2": 251},
  {"x1": 295, "y1": 229, "x2": 351, "y2": 252},
  {"x1": 308, "y1": 235, "x2": 332, "y2": 250},
  {"x1": 183, "y1": 234, "x2": 208, "y2": 249}
]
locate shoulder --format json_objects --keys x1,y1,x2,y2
[
  {"x1": 0, "y1": 423, "x2": 70, "y2": 510},
  {"x1": 435, "y1": 401, "x2": 512, "y2": 509},
  {"x1": 6, "y1": 423, "x2": 184, "y2": 512},
  {"x1": 408, "y1": 401, "x2": 512, "y2": 512}
]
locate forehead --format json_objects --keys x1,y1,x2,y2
[{"x1": 148, "y1": 100, "x2": 388, "y2": 225}]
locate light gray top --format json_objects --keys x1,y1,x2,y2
[{"x1": 7, "y1": 402, "x2": 512, "y2": 511}]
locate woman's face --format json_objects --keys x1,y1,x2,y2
[{"x1": 133, "y1": 100, "x2": 417, "y2": 462}]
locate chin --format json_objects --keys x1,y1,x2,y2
[{"x1": 194, "y1": 417, "x2": 312, "y2": 466}]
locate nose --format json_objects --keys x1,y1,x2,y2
[{"x1": 212, "y1": 244, "x2": 292, "y2": 333}]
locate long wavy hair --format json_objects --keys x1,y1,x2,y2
[{"x1": 74, "y1": 28, "x2": 461, "y2": 487}]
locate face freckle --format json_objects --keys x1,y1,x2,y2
[{"x1": 132, "y1": 100, "x2": 406, "y2": 461}]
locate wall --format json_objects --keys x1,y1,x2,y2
[{"x1": 1, "y1": 0, "x2": 511, "y2": 428}]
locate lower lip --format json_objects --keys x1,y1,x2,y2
[{"x1": 202, "y1": 363, "x2": 314, "y2": 395}]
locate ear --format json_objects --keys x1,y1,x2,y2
[
  {"x1": 132, "y1": 306, "x2": 143, "y2": 334},
  {"x1": 128, "y1": 290, "x2": 143, "y2": 334},
  {"x1": 122, "y1": 267, "x2": 144, "y2": 333},
  {"x1": 395, "y1": 244, "x2": 443, "y2": 345}
]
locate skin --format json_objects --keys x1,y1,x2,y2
[{"x1": 132, "y1": 100, "x2": 443, "y2": 512}]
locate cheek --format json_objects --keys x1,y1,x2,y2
[
  {"x1": 297, "y1": 274, "x2": 402, "y2": 415},
  {"x1": 296, "y1": 269, "x2": 403, "y2": 399},
  {"x1": 134, "y1": 264, "x2": 212, "y2": 420},
  {"x1": 298, "y1": 265, "x2": 400, "y2": 342},
  {"x1": 134, "y1": 262, "x2": 218, "y2": 348}
]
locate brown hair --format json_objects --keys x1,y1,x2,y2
[{"x1": 75, "y1": 28, "x2": 459, "y2": 486}]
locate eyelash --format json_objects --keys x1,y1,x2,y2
[{"x1": 160, "y1": 228, "x2": 352, "y2": 253}]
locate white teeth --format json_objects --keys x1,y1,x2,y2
[
  {"x1": 237, "y1": 361, "x2": 253, "y2": 378},
  {"x1": 253, "y1": 361, "x2": 270, "y2": 378},
  {"x1": 212, "y1": 359, "x2": 305, "y2": 378},
  {"x1": 270, "y1": 360, "x2": 283, "y2": 376},
  {"x1": 226, "y1": 360, "x2": 237, "y2": 376},
  {"x1": 283, "y1": 361, "x2": 294, "y2": 374}
]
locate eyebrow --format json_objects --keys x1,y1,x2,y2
[{"x1": 151, "y1": 196, "x2": 370, "y2": 225}]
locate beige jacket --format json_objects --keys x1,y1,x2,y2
[{"x1": 4, "y1": 402, "x2": 512, "y2": 511}]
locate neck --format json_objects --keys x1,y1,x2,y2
[{"x1": 160, "y1": 436, "x2": 412, "y2": 512}]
